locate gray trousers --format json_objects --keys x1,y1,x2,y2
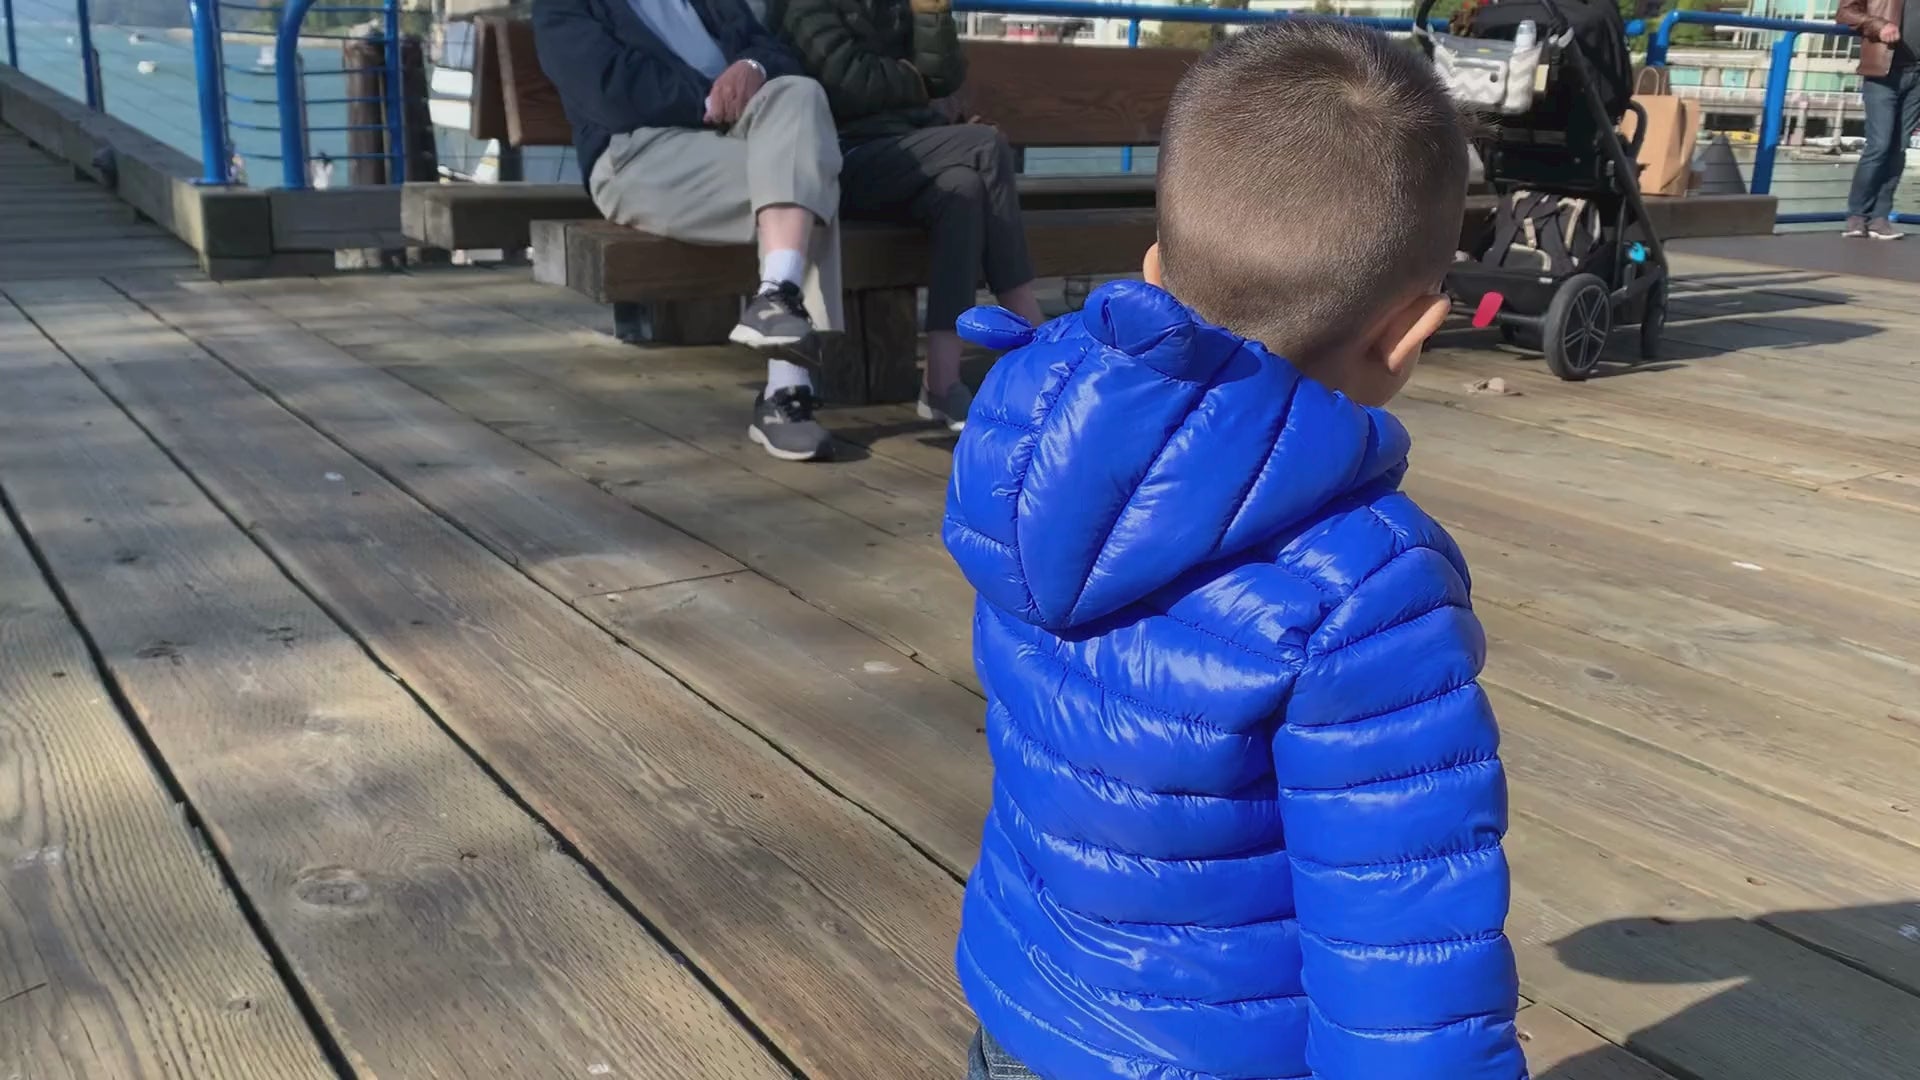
[
  {"x1": 840, "y1": 124, "x2": 1035, "y2": 332},
  {"x1": 589, "y1": 76, "x2": 846, "y2": 330}
]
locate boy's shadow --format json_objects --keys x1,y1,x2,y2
[{"x1": 1534, "y1": 905, "x2": 1920, "y2": 1080}]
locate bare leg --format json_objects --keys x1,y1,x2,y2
[
  {"x1": 926, "y1": 330, "x2": 964, "y2": 395},
  {"x1": 997, "y1": 281, "x2": 1045, "y2": 326},
  {"x1": 756, "y1": 203, "x2": 812, "y2": 258}
]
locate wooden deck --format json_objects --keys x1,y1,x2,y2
[{"x1": 4, "y1": 128, "x2": 1919, "y2": 1080}]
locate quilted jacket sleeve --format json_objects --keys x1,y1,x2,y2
[
  {"x1": 780, "y1": 0, "x2": 927, "y2": 119},
  {"x1": 910, "y1": 3, "x2": 965, "y2": 100},
  {"x1": 1274, "y1": 540, "x2": 1526, "y2": 1079}
]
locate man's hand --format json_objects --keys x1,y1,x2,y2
[
  {"x1": 1880, "y1": 21, "x2": 1902, "y2": 43},
  {"x1": 705, "y1": 59, "x2": 767, "y2": 125}
]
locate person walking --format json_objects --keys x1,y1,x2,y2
[{"x1": 1840, "y1": 0, "x2": 1920, "y2": 239}]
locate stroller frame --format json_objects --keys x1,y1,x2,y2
[{"x1": 1416, "y1": 0, "x2": 1671, "y2": 379}]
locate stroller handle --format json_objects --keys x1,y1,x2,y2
[{"x1": 1412, "y1": 0, "x2": 1576, "y2": 36}]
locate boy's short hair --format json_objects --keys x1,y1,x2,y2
[{"x1": 1156, "y1": 21, "x2": 1469, "y2": 360}]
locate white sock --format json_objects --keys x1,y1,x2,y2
[
  {"x1": 760, "y1": 249, "x2": 806, "y2": 291},
  {"x1": 765, "y1": 358, "x2": 812, "y2": 397}
]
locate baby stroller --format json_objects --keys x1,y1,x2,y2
[{"x1": 1414, "y1": 0, "x2": 1669, "y2": 380}]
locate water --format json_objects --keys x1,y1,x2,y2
[{"x1": 10, "y1": 19, "x2": 360, "y2": 184}]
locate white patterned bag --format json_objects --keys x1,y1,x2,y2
[{"x1": 1427, "y1": 33, "x2": 1542, "y2": 116}]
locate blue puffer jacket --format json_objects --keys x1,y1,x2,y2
[{"x1": 946, "y1": 281, "x2": 1526, "y2": 1080}]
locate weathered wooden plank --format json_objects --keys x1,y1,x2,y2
[
  {"x1": 113, "y1": 272, "x2": 737, "y2": 598},
  {"x1": 1468, "y1": 525, "x2": 1920, "y2": 735},
  {"x1": 1494, "y1": 688, "x2": 1920, "y2": 997},
  {"x1": 268, "y1": 187, "x2": 406, "y2": 252},
  {"x1": 0, "y1": 392, "x2": 333, "y2": 1078},
  {"x1": 15, "y1": 277, "x2": 973, "y2": 1078},
  {"x1": 400, "y1": 173, "x2": 1159, "y2": 252},
  {"x1": 230, "y1": 274, "x2": 981, "y2": 686},
  {"x1": 0, "y1": 76, "x2": 274, "y2": 261},
  {"x1": 1406, "y1": 359, "x2": 1897, "y2": 490},
  {"x1": 1405, "y1": 470, "x2": 1920, "y2": 668},
  {"x1": 1505, "y1": 815, "x2": 1920, "y2": 1080},
  {"x1": 494, "y1": 15, "x2": 572, "y2": 148},
  {"x1": 119, "y1": 273, "x2": 988, "y2": 875},
  {"x1": 330, "y1": 272, "x2": 952, "y2": 532},
  {"x1": 0, "y1": 285, "x2": 791, "y2": 1079},
  {"x1": 468, "y1": 17, "x2": 510, "y2": 141},
  {"x1": 1395, "y1": 396, "x2": 1920, "y2": 608},
  {"x1": 534, "y1": 209, "x2": 1158, "y2": 303},
  {"x1": 1477, "y1": 596, "x2": 1920, "y2": 839},
  {"x1": 1516, "y1": 1004, "x2": 1676, "y2": 1080}
]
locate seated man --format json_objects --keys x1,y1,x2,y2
[{"x1": 535, "y1": 0, "x2": 844, "y2": 461}]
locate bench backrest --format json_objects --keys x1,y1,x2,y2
[{"x1": 468, "y1": 16, "x2": 1191, "y2": 150}]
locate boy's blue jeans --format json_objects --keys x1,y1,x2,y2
[
  {"x1": 967, "y1": 1029, "x2": 1041, "y2": 1079},
  {"x1": 1848, "y1": 65, "x2": 1920, "y2": 220}
]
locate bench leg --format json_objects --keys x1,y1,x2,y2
[
  {"x1": 857, "y1": 288, "x2": 922, "y2": 405},
  {"x1": 651, "y1": 297, "x2": 740, "y2": 345},
  {"x1": 612, "y1": 302, "x2": 647, "y2": 345}
]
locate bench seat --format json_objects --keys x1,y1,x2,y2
[
  {"x1": 531, "y1": 207, "x2": 1156, "y2": 404},
  {"x1": 402, "y1": 173, "x2": 1156, "y2": 252}
]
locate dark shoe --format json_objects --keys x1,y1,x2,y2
[
  {"x1": 1843, "y1": 216, "x2": 1869, "y2": 239},
  {"x1": 749, "y1": 386, "x2": 831, "y2": 462},
  {"x1": 917, "y1": 381, "x2": 975, "y2": 432},
  {"x1": 731, "y1": 281, "x2": 818, "y2": 353},
  {"x1": 1869, "y1": 217, "x2": 1906, "y2": 240}
]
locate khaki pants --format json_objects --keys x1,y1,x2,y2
[{"x1": 589, "y1": 76, "x2": 846, "y2": 331}]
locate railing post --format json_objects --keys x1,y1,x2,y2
[
  {"x1": 383, "y1": 0, "x2": 406, "y2": 185},
  {"x1": 1121, "y1": 8, "x2": 1139, "y2": 173},
  {"x1": 4, "y1": 0, "x2": 18, "y2": 70},
  {"x1": 74, "y1": 0, "x2": 100, "y2": 108},
  {"x1": 1645, "y1": 9, "x2": 1679, "y2": 68},
  {"x1": 188, "y1": 0, "x2": 231, "y2": 183},
  {"x1": 277, "y1": 0, "x2": 317, "y2": 187},
  {"x1": 1753, "y1": 30, "x2": 1797, "y2": 196}
]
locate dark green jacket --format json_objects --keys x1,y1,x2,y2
[{"x1": 772, "y1": 0, "x2": 966, "y2": 141}]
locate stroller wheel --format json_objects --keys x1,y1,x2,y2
[
  {"x1": 1639, "y1": 277, "x2": 1669, "y2": 361},
  {"x1": 1543, "y1": 274, "x2": 1612, "y2": 381}
]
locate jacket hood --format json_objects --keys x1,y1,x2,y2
[{"x1": 944, "y1": 280, "x2": 1411, "y2": 633}]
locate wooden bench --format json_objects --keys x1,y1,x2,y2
[
  {"x1": 402, "y1": 18, "x2": 1181, "y2": 400},
  {"x1": 416, "y1": 17, "x2": 1776, "y2": 403}
]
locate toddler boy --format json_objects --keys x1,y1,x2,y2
[{"x1": 946, "y1": 20, "x2": 1527, "y2": 1080}]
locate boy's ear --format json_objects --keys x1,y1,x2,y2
[
  {"x1": 1374, "y1": 292, "x2": 1452, "y2": 379},
  {"x1": 1143, "y1": 243, "x2": 1164, "y2": 286}
]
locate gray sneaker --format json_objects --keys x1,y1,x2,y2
[
  {"x1": 1843, "y1": 216, "x2": 1869, "y2": 239},
  {"x1": 730, "y1": 281, "x2": 818, "y2": 353},
  {"x1": 749, "y1": 386, "x2": 831, "y2": 462},
  {"x1": 1869, "y1": 217, "x2": 1906, "y2": 241},
  {"x1": 917, "y1": 381, "x2": 975, "y2": 432}
]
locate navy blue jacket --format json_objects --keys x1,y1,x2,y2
[
  {"x1": 946, "y1": 282, "x2": 1527, "y2": 1080},
  {"x1": 532, "y1": 0, "x2": 802, "y2": 180}
]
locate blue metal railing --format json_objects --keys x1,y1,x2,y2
[
  {"x1": 0, "y1": 0, "x2": 1881, "y2": 214},
  {"x1": 273, "y1": 0, "x2": 405, "y2": 187},
  {"x1": 0, "y1": 0, "x2": 402, "y2": 186}
]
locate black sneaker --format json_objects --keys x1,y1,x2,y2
[
  {"x1": 1868, "y1": 217, "x2": 1906, "y2": 241},
  {"x1": 1843, "y1": 216, "x2": 1869, "y2": 239},
  {"x1": 749, "y1": 386, "x2": 831, "y2": 462},
  {"x1": 731, "y1": 281, "x2": 818, "y2": 353}
]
